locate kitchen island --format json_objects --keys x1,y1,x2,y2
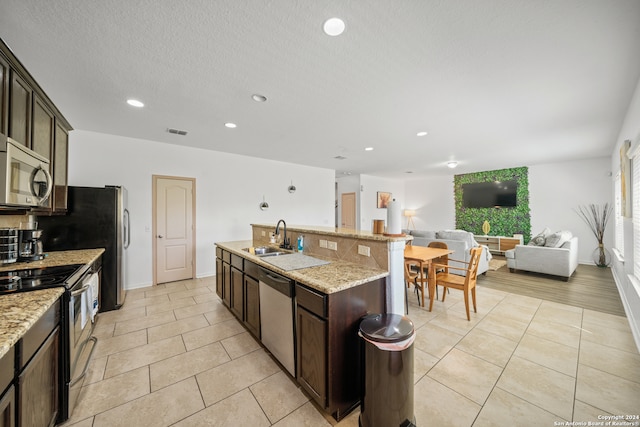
[{"x1": 216, "y1": 226, "x2": 407, "y2": 421}]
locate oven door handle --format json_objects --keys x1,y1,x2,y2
[
  {"x1": 71, "y1": 283, "x2": 91, "y2": 298},
  {"x1": 69, "y1": 336, "x2": 98, "y2": 387}
]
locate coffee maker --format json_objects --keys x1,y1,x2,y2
[{"x1": 18, "y1": 228, "x2": 45, "y2": 262}]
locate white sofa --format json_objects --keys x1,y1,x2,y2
[
  {"x1": 404, "y1": 229, "x2": 491, "y2": 276},
  {"x1": 505, "y1": 236, "x2": 578, "y2": 281}
]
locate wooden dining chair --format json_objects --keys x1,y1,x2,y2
[
  {"x1": 432, "y1": 246, "x2": 483, "y2": 321},
  {"x1": 427, "y1": 241, "x2": 449, "y2": 299},
  {"x1": 404, "y1": 259, "x2": 422, "y2": 306}
]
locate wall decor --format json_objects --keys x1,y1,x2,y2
[
  {"x1": 454, "y1": 167, "x2": 531, "y2": 242},
  {"x1": 377, "y1": 192, "x2": 392, "y2": 208},
  {"x1": 620, "y1": 140, "x2": 631, "y2": 217}
]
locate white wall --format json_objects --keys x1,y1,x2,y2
[
  {"x1": 359, "y1": 175, "x2": 405, "y2": 231},
  {"x1": 68, "y1": 130, "x2": 335, "y2": 289},
  {"x1": 529, "y1": 157, "x2": 613, "y2": 264},
  {"x1": 397, "y1": 159, "x2": 612, "y2": 264},
  {"x1": 404, "y1": 175, "x2": 456, "y2": 231}
]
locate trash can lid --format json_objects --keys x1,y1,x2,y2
[{"x1": 359, "y1": 313, "x2": 415, "y2": 343}]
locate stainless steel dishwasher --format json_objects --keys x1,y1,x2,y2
[{"x1": 258, "y1": 266, "x2": 296, "y2": 376}]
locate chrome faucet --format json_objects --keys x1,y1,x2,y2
[{"x1": 275, "y1": 219, "x2": 291, "y2": 249}]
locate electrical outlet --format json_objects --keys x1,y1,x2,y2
[
  {"x1": 328, "y1": 241, "x2": 338, "y2": 251},
  {"x1": 319, "y1": 239, "x2": 328, "y2": 248},
  {"x1": 358, "y1": 245, "x2": 370, "y2": 256}
]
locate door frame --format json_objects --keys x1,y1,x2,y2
[{"x1": 152, "y1": 175, "x2": 197, "y2": 286}]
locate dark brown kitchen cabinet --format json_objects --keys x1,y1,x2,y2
[
  {"x1": 244, "y1": 274, "x2": 260, "y2": 338},
  {"x1": 31, "y1": 94, "x2": 54, "y2": 161},
  {"x1": 0, "y1": 385, "x2": 15, "y2": 427},
  {"x1": 215, "y1": 257, "x2": 224, "y2": 299},
  {"x1": 9, "y1": 72, "x2": 32, "y2": 147},
  {"x1": 296, "y1": 305, "x2": 327, "y2": 406},
  {"x1": 222, "y1": 261, "x2": 231, "y2": 308},
  {"x1": 0, "y1": 37, "x2": 73, "y2": 215},
  {"x1": 229, "y1": 266, "x2": 243, "y2": 319},
  {"x1": 0, "y1": 342, "x2": 15, "y2": 427},
  {"x1": 18, "y1": 327, "x2": 59, "y2": 427},
  {"x1": 296, "y1": 279, "x2": 385, "y2": 421},
  {"x1": 51, "y1": 122, "x2": 68, "y2": 212},
  {"x1": 0, "y1": 54, "x2": 9, "y2": 135}
]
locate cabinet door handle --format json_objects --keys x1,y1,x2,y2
[{"x1": 158, "y1": 235, "x2": 163, "y2": 238}]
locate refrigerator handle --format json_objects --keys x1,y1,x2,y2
[{"x1": 123, "y1": 208, "x2": 131, "y2": 249}]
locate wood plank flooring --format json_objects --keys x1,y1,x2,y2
[{"x1": 478, "y1": 259, "x2": 626, "y2": 316}]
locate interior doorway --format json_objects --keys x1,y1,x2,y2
[
  {"x1": 153, "y1": 175, "x2": 196, "y2": 285},
  {"x1": 341, "y1": 192, "x2": 356, "y2": 229}
]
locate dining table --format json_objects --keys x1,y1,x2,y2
[{"x1": 404, "y1": 245, "x2": 454, "y2": 310}]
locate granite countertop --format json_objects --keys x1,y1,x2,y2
[
  {"x1": 251, "y1": 224, "x2": 411, "y2": 242},
  {"x1": 216, "y1": 240, "x2": 388, "y2": 294},
  {"x1": 0, "y1": 248, "x2": 105, "y2": 273},
  {"x1": 0, "y1": 287, "x2": 64, "y2": 359}
]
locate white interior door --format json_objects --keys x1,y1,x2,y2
[
  {"x1": 341, "y1": 192, "x2": 356, "y2": 229},
  {"x1": 155, "y1": 176, "x2": 195, "y2": 284}
]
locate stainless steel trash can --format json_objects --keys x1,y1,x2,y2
[{"x1": 359, "y1": 313, "x2": 416, "y2": 427}]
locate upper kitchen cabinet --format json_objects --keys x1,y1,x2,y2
[
  {"x1": 0, "y1": 38, "x2": 73, "y2": 214},
  {"x1": 9, "y1": 71, "x2": 32, "y2": 147},
  {"x1": 0, "y1": 54, "x2": 9, "y2": 135},
  {"x1": 52, "y1": 123, "x2": 68, "y2": 211}
]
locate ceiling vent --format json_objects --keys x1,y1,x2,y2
[
  {"x1": 167, "y1": 128, "x2": 188, "y2": 136},
  {"x1": 334, "y1": 155, "x2": 347, "y2": 160}
]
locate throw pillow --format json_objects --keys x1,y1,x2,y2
[
  {"x1": 528, "y1": 227, "x2": 551, "y2": 246},
  {"x1": 544, "y1": 230, "x2": 573, "y2": 248}
]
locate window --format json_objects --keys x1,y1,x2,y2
[
  {"x1": 632, "y1": 154, "x2": 640, "y2": 278},
  {"x1": 615, "y1": 172, "x2": 624, "y2": 257}
]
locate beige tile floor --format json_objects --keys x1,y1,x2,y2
[{"x1": 60, "y1": 277, "x2": 640, "y2": 426}]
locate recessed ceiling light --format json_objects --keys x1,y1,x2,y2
[
  {"x1": 225, "y1": 122, "x2": 237, "y2": 128},
  {"x1": 251, "y1": 94, "x2": 267, "y2": 102},
  {"x1": 405, "y1": 171, "x2": 413, "y2": 174},
  {"x1": 323, "y1": 17, "x2": 345, "y2": 36},
  {"x1": 126, "y1": 99, "x2": 144, "y2": 108},
  {"x1": 416, "y1": 131, "x2": 428, "y2": 137},
  {"x1": 447, "y1": 161, "x2": 458, "y2": 169},
  {"x1": 365, "y1": 147, "x2": 374, "y2": 151}
]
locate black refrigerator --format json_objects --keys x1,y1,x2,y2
[{"x1": 38, "y1": 185, "x2": 130, "y2": 311}]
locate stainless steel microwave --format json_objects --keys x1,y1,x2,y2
[{"x1": 0, "y1": 134, "x2": 52, "y2": 207}]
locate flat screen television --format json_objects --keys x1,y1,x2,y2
[{"x1": 462, "y1": 180, "x2": 517, "y2": 208}]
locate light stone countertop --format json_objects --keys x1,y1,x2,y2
[
  {"x1": 0, "y1": 287, "x2": 64, "y2": 359},
  {"x1": 0, "y1": 248, "x2": 105, "y2": 273},
  {"x1": 0, "y1": 248, "x2": 105, "y2": 359},
  {"x1": 216, "y1": 240, "x2": 389, "y2": 294},
  {"x1": 251, "y1": 224, "x2": 411, "y2": 242}
]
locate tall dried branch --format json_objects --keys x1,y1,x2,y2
[{"x1": 575, "y1": 203, "x2": 613, "y2": 244}]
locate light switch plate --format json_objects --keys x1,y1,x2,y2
[
  {"x1": 319, "y1": 239, "x2": 328, "y2": 248},
  {"x1": 328, "y1": 241, "x2": 338, "y2": 251},
  {"x1": 358, "y1": 245, "x2": 370, "y2": 256}
]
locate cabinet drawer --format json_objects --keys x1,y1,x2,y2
[
  {"x1": 231, "y1": 254, "x2": 244, "y2": 270},
  {"x1": 500, "y1": 239, "x2": 520, "y2": 251},
  {"x1": 19, "y1": 300, "x2": 59, "y2": 369},
  {"x1": 216, "y1": 247, "x2": 223, "y2": 259},
  {"x1": 296, "y1": 284, "x2": 326, "y2": 318},
  {"x1": 222, "y1": 250, "x2": 231, "y2": 264},
  {"x1": 244, "y1": 259, "x2": 260, "y2": 280},
  {"x1": 0, "y1": 348, "x2": 13, "y2": 395}
]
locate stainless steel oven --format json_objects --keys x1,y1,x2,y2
[
  {"x1": 0, "y1": 261, "x2": 100, "y2": 423},
  {"x1": 67, "y1": 265, "x2": 100, "y2": 418}
]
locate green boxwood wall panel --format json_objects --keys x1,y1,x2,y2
[{"x1": 454, "y1": 167, "x2": 531, "y2": 243}]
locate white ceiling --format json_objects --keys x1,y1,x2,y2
[{"x1": 1, "y1": 0, "x2": 639, "y2": 178}]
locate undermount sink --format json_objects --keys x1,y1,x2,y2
[{"x1": 243, "y1": 246, "x2": 292, "y2": 257}]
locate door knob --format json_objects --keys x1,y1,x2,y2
[{"x1": 158, "y1": 235, "x2": 163, "y2": 238}]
